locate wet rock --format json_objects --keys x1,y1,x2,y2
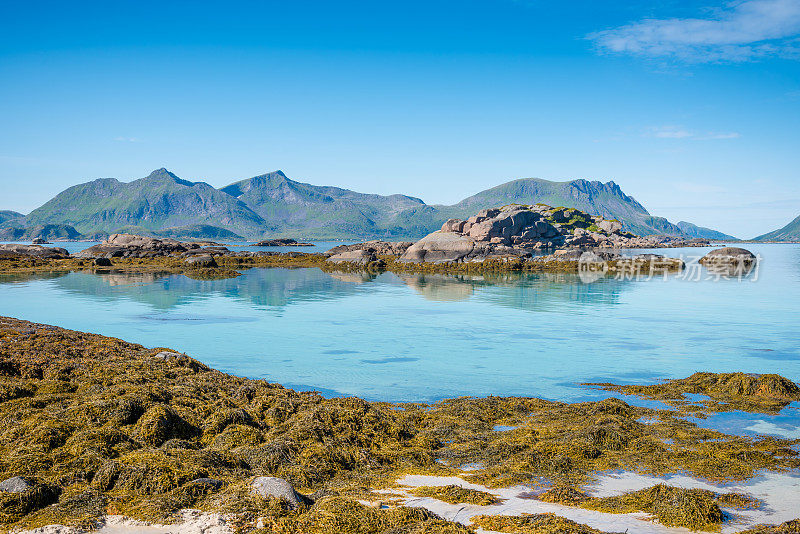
[
  {"x1": 0, "y1": 243, "x2": 69, "y2": 259},
  {"x1": 326, "y1": 240, "x2": 413, "y2": 257},
  {"x1": 251, "y1": 476, "x2": 311, "y2": 509},
  {"x1": 699, "y1": 247, "x2": 756, "y2": 276},
  {"x1": 0, "y1": 476, "x2": 32, "y2": 493},
  {"x1": 326, "y1": 249, "x2": 377, "y2": 265},
  {"x1": 184, "y1": 254, "x2": 217, "y2": 268},
  {"x1": 76, "y1": 234, "x2": 189, "y2": 259},
  {"x1": 93, "y1": 257, "x2": 112, "y2": 267},
  {"x1": 699, "y1": 247, "x2": 756, "y2": 265},
  {"x1": 399, "y1": 231, "x2": 476, "y2": 263}
]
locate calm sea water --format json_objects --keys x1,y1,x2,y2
[{"x1": 1, "y1": 244, "x2": 798, "y2": 412}]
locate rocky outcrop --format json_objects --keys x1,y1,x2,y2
[
  {"x1": 399, "y1": 204, "x2": 710, "y2": 264},
  {"x1": 326, "y1": 249, "x2": 378, "y2": 265},
  {"x1": 75, "y1": 234, "x2": 188, "y2": 258},
  {"x1": 399, "y1": 232, "x2": 481, "y2": 263},
  {"x1": 0, "y1": 244, "x2": 69, "y2": 259},
  {"x1": 699, "y1": 247, "x2": 757, "y2": 275},
  {"x1": 400, "y1": 205, "x2": 628, "y2": 263},
  {"x1": 326, "y1": 240, "x2": 413, "y2": 257},
  {"x1": 75, "y1": 234, "x2": 230, "y2": 259},
  {"x1": 253, "y1": 238, "x2": 313, "y2": 247},
  {"x1": 184, "y1": 254, "x2": 218, "y2": 268}
]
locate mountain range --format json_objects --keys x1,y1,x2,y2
[{"x1": 2, "y1": 168, "x2": 742, "y2": 241}]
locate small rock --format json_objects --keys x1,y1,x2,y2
[
  {"x1": 251, "y1": 476, "x2": 311, "y2": 509},
  {"x1": 184, "y1": 254, "x2": 217, "y2": 268},
  {"x1": 94, "y1": 257, "x2": 112, "y2": 267},
  {"x1": 153, "y1": 351, "x2": 185, "y2": 361},
  {"x1": 0, "y1": 476, "x2": 32, "y2": 493}
]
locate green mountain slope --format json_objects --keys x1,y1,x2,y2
[
  {"x1": 25, "y1": 168, "x2": 269, "y2": 237},
  {"x1": 676, "y1": 221, "x2": 737, "y2": 241},
  {"x1": 8, "y1": 169, "x2": 735, "y2": 241},
  {"x1": 753, "y1": 215, "x2": 800, "y2": 242},
  {"x1": 410, "y1": 178, "x2": 687, "y2": 237},
  {"x1": 0, "y1": 210, "x2": 24, "y2": 228},
  {"x1": 221, "y1": 171, "x2": 426, "y2": 238}
]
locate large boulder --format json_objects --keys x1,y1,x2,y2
[
  {"x1": 399, "y1": 231, "x2": 476, "y2": 263},
  {"x1": 326, "y1": 249, "x2": 377, "y2": 265},
  {"x1": 250, "y1": 477, "x2": 311, "y2": 509},
  {"x1": 699, "y1": 247, "x2": 757, "y2": 275},
  {"x1": 699, "y1": 247, "x2": 756, "y2": 265}
]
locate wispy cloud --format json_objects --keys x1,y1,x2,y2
[
  {"x1": 113, "y1": 136, "x2": 140, "y2": 143},
  {"x1": 588, "y1": 0, "x2": 800, "y2": 62},
  {"x1": 645, "y1": 126, "x2": 741, "y2": 139}
]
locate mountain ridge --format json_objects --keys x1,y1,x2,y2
[
  {"x1": 753, "y1": 215, "x2": 800, "y2": 242},
  {"x1": 5, "y1": 168, "x2": 736, "y2": 241}
]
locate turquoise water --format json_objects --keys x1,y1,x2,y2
[{"x1": 1, "y1": 244, "x2": 798, "y2": 409}]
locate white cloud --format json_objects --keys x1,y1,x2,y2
[
  {"x1": 589, "y1": 0, "x2": 800, "y2": 62},
  {"x1": 113, "y1": 136, "x2": 140, "y2": 143},
  {"x1": 645, "y1": 126, "x2": 741, "y2": 139},
  {"x1": 649, "y1": 126, "x2": 694, "y2": 138}
]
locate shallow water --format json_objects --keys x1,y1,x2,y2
[{"x1": 1, "y1": 244, "x2": 799, "y2": 411}]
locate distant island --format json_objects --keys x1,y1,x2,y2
[{"x1": 0, "y1": 168, "x2": 747, "y2": 242}]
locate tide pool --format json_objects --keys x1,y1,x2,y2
[{"x1": 0, "y1": 244, "x2": 798, "y2": 406}]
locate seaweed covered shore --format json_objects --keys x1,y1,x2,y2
[
  {"x1": 1, "y1": 318, "x2": 799, "y2": 533},
  {"x1": 0, "y1": 248, "x2": 688, "y2": 281}
]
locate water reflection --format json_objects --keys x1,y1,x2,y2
[
  {"x1": 0, "y1": 245, "x2": 798, "y2": 404},
  {"x1": 0, "y1": 267, "x2": 636, "y2": 314}
]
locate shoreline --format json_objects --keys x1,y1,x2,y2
[
  {"x1": 1, "y1": 317, "x2": 798, "y2": 533},
  {"x1": 0, "y1": 250, "x2": 689, "y2": 280}
]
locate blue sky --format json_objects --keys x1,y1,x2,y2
[{"x1": 1, "y1": 0, "x2": 798, "y2": 238}]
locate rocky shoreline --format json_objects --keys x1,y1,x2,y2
[
  {"x1": 0, "y1": 318, "x2": 798, "y2": 533},
  {"x1": 0, "y1": 203, "x2": 756, "y2": 281}
]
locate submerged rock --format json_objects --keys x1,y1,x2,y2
[{"x1": 251, "y1": 476, "x2": 311, "y2": 509}]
